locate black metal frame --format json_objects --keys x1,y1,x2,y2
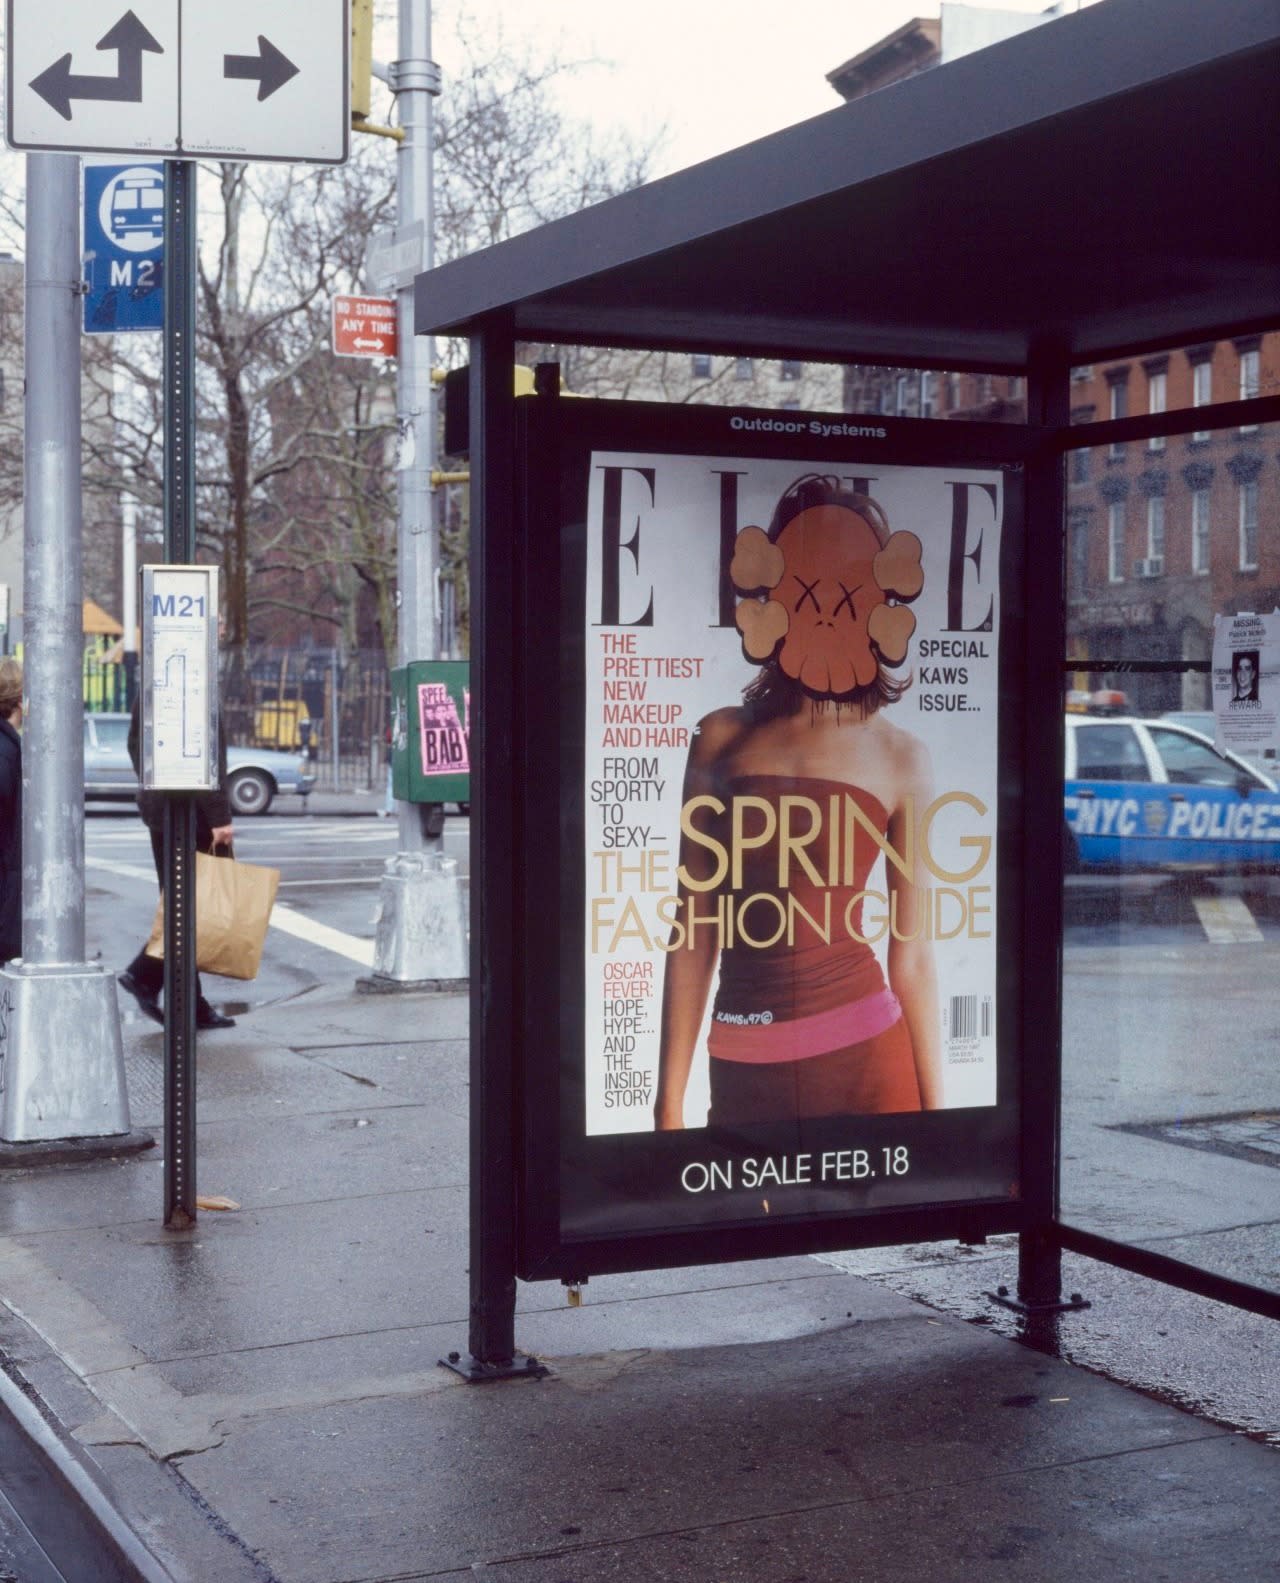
[
  {"x1": 1045, "y1": 371, "x2": 1280, "y2": 1321},
  {"x1": 460, "y1": 380, "x2": 1060, "y2": 1361},
  {"x1": 459, "y1": 314, "x2": 548, "y2": 1378},
  {"x1": 459, "y1": 351, "x2": 1280, "y2": 1364}
]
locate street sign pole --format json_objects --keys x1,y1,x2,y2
[
  {"x1": 161, "y1": 156, "x2": 200, "y2": 1228},
  {"x1": 367, "y1": 0, "x2": 467, "y2": 989},
  {"x1": 0, "y1": 152, "x2": 147, "y2": 1162}
]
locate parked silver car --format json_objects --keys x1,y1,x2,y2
[{"x1": 84, "y1": 713, "x2": 316, "y2": 815}]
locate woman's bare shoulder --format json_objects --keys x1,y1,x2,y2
[
  {"x1": 694, "y1": 706, "x2": 747, "y2": 746},
  {"x1": 680, "y1": 706, "x2": 747, "y2": 784},
  {"x1": 876, "y1": 714, "x2": 935, "y2": 788}
]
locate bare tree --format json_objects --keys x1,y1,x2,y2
[{"x1": 0, "y1": 23, "x2": 657, "y2": 657}]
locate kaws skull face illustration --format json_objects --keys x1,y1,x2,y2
[{"x1": 731, "y1": 502, "x2": 923, "y2": 697}]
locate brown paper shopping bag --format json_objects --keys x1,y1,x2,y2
[{"x1": 145, "y1": 850, "x2": 280, "y2": 980}]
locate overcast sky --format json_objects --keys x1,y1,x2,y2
[{"x1": 430, "y1": 0, "x2": 1097, "y2": 177}]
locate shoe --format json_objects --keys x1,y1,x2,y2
[
  {"x1": 118, "y1": 971, "x2": 164, "y2": 1025},
  {"x1": 196, "y1": 1001, "x2": 236, "y2": 1030}
]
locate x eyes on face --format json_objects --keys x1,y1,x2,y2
[{"x1": 791, "y1": 576, "x2": 864, "y2": 616}]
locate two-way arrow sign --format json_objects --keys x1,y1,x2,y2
[
  {"x1": 29, "y1": 10, "x2": 162, "y2": 122},
  {"x1": 5, "y1": 2, "x2": 348, "y2": 165},
  {"x1": 332, "y1": 295, "x2": 398, "y2": 359}
]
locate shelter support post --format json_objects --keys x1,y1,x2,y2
[
  {"x1": 1006, "y1": 349, "x2": 1075, "y2": 1314},
  {"x1": 442, "y1": 316, "x2": 546, "y2": 1382}
]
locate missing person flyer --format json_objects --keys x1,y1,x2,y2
[
  {"x1": 582, "y1": 448, "x2": 1006, "y2": 1151},
  {"x1": 1212, "y1": 610, "x2": 1280, "y2": 762}
]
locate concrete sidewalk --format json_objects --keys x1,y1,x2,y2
[{"x1": 1, "y1": 978, "x2": 1277, "y2": 1583}]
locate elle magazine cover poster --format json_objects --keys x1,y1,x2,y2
[{"x1": 582, "y1": 447, "x2": 1006, "y2": 1141}]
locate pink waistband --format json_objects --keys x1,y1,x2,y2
[{"x1": 707, "y1": 987, "x2": 903, "y2": 1065}]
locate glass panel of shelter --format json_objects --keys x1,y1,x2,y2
[{"x1": 1060, "y1": 351, "x2": 1279, "y2": 1307}]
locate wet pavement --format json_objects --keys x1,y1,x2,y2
[
  {"x1": 0, "y1": 819, "x2": 1274, "y2": 1581},
  {"x1": 818, "y1": 1237, "x2": 1280, "y2": 1447}
]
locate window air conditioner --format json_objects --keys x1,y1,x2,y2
[{"x1": 1133, "y1": 556, "x2": 1164, "y2": 578}]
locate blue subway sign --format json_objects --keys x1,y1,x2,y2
[{"x1": 83, "y1": 163, "x2": 164, "y2": 335}]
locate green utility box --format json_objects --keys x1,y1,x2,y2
[{"x1": 390, "y1": 661, "x2": 471, "y2": 805}]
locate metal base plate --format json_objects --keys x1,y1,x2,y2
[
  {"x1": 356, "y1": 974, "x2": 469, "y2": 996},
  {"x1": 987, "y1": 1287, "x2": 1092, "y2": 1316},
  {"x1": 0, "y1": 1129, "x2": 155, "y2": 1170},
  {"x1": 438, "y1": 1352, "x2": 551, "y2": 1384}
]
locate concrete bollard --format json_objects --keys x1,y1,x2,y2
[{"x1": 361, "y1": 850, "x2": 469, "y2": 992}]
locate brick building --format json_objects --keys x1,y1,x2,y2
[{"x1": 1064, "y1": 335, "x2": 1279, "y2": 713}]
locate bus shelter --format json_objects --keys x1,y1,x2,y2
[{"x1": 413, "y1": 0, "x2": 1280, "y2": 1374}]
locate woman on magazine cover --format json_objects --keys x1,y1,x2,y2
[{"x1": 655, "y1": 474, "x2": 941, "y2": 1129}]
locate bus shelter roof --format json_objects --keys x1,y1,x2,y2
[{"x1": 414, "y1": 0, "x2": 1279, "y2": 372}]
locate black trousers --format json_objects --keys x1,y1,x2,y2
[{"x1": 124, "y1": 824, "x2": 214, "y2": 999}]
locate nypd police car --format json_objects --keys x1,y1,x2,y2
[{"x1": 1064, "y1": 714, "x2": 1280, "y2": 874}]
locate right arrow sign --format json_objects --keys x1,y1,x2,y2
[
  {"x1": 223, "y1": 35, "x2": 299, "y2": 103},
  {"x1": 181, "y1": 2, "x2": 347, "y2": 163}
]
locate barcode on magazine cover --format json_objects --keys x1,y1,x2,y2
[{"x1": 949, "y1": 995, "x2": 992, "y2": 1041}]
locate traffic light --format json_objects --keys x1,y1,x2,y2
[{"x1": 351, "y1": 0, "x2": 373, "y2": 122}]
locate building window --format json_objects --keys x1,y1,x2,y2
[
  {"x1": 1191, "y1": 488, "x2": 1211, "y2": 574},
  {"x1": 894, "y1": 374, "x2": 909, "y2": 415},
  {"x1": 1239, "y1": 347, "x2": 1260, "y2": 401},
  {"x1": 779, "y1": 359, "x2": 803, "y2": 381},
  {"x1": 1239, "y1": 481, "x2": 1259, "y2": 571},
  {"x1": 1108, "y1": 502, "x2": 1125, "y2": 583},
  {"x1": 691, "y1": 353, "x2": 712, "y2": 379},
  {"x1": 1068, "y1": 514, "x2": 1089, "y2": 596},
  {"x1": 1239, "y1": 347, "x2": 1260, "y2": 433},
  {"x1": 1108, "y1": 377, "x2": 1128, "y2": 459},
  {"x1": 919, "y1": 371, "x2": 934, "y2": 419},
  {"x1": 734, "y1": 357, "x2": 753, "y2": 381},
  {"x1": 1145, "y1": 495, "x2": 1165, "y2": 568},
  {"x1": 1147, "y1": 369, "x2": 1166, "y2": 451},
  {"x1": 1191, "y1": 359, "x2": 1212, "y2": 442},
  {"x1": 947, "y1": 372, "x2": 960, "y2": 410},
  {"x1": 1070, "y1": 445, "x2": 1090, "y2": 485}
]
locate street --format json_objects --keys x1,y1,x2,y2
[{"x1": 85, "y1": 803, "x2": 470, "y2": 1005}]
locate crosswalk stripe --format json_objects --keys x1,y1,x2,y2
[
  {"x1": 1191, "y1": 893, "x2": 1264, "y2": 945},
  {"x1": 85, "y1": 855, "x2": 376, "y2": 966}
]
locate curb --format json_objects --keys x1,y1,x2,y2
[{"x1": 0, "y1": 1364, "x2": 175, "y2": 1582}]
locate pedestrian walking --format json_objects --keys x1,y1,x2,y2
[
  {"x1": 0, "y1": 658, "x2": 23, "y2": 965},
  {"x1": 117, "y1": 694, "x2": 237, "y2": 1029}
]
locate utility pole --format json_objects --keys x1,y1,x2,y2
[
  {"x1": 367, "y1": 0, "x2": 467, "y2": 988},
  {"x1": 0, "y1": 153, "x2": 148, "y2": 1160}
]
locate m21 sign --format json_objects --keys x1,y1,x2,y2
[{"x1": 507, "y1": 394, "x2": 1035, "y2": 1280}]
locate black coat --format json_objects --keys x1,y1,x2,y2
[{"x1": 0, "y1": 717, "x2": 21, "y2": 961}]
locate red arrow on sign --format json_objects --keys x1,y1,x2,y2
[{"x1": 332, "y1": 295, "x2": 398, "y2": 358}]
